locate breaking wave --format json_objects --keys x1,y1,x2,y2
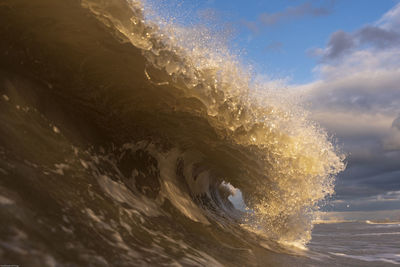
[{"x1": 0, "y1": 0, "x2": 345, "y2": 265}]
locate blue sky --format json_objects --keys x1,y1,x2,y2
[
  {"x1": 148, "y1": 0, "x2": 400, "y2": 217},
  {"x1": 237, "y1": 0, "x2": 397, "y2": 83},
  {"x1": 151, "y1": 0, "x2": 398, "y2": 83}
]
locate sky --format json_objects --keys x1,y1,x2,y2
[{"x1": 148, "y1": 0, "x2": 400, "y2": 218}]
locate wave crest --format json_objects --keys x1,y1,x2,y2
[{"x1": 80, "y1": 0, "x2": 345, "y2": 245}]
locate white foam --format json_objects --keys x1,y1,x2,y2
[
  {"x1": 96, "y1": 173, "x2": 160, "y2": 216},
  {"x1": 279, "y1": 240, "x2": 308, "y2": 251},
  {"x1": 354, "y1": 232, "x2": 400, "y2": 236},
  {"x1": 313, "y1": 219, "x2": 354, "y2": 224},
  {"x1": 156, "y1": 149, "x2": 210, "y2": 224},
  {"x1": 0, "y1": 195, "x2": 14, "y2": 205},
  {"x1": 366, "y1": 220, "x2": 400, "y2": 225},
  {"x1": 52, "y1": 163, "x2": 69, "y2": 175},
  {"x1": 222, "y1": 182, "x2": 247, "y2": 212},
  {"x1": 330, "y1": 252, "x2": 400, "y2": 265},
  {"x1": 52, "y1": 125, "x2": 60, "y2": 134}
]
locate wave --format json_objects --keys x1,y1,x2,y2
[
  {"x1": 313, "y1": 219, "x2": 355, "y2": 224},
  {"x1": 330, "y1": 253, "x2": 400, "y2": 265},
  {"x1": 0, "y1": 0, "x2": 345, "y2": 265},
  {"x1": 353, "y1": 232, "x2": 400, "y2": 236},
  {"x1": 366, "y1": 220, "x2": 400, "y2": 225},
  {"x1": 81, "y1": 0, "x2": 345, "y2": 242}
]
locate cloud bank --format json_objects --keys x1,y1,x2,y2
[
  {"x1": 242, "y1": 0, "x2": 335, "y2": 33},
  {"x1": 295, "y1": 3, "x2": 400, "y2": 211},
  {"x1": 259, "y1": 1, "x2": 334, "y2": 26}
]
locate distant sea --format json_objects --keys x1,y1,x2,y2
[{"x1": 308, "y1": 221, "x2": 400, "y2": 266}]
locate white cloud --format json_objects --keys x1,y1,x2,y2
[
  {"x1": 299, "y1": 49, "x2": 400, "y2": 113},
  {"x1": 377, "y1": 2, "x2": 400, "y2": 31},
  {"x1": 310, "y1": 112, "x2": 392, "y2": 137},
  {"x1": 310, "y1": 3, "x2": 400, "y2": 62},
  {"x1": 383, "y1": 115, "x2": 400, "y2": 150},
  {"x1": 376, "y1": 190, "x2": 400, "y2": 201},
  {"x1": 289, "y1": 3, "x2": 400, "y2": 207},
  {"x1": 293, "y1": 3, "x2": 400, "y2": 140},
  {"x1": 293, "y1": 48, "x2": 400, "y2": 151}
]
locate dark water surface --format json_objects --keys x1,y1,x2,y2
[{"x1": 310, "y1": 222, "x2": 400, "y2": 266}]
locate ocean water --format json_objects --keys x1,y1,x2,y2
[
  {"x1": 309, "y1": 222, "x2": 400, "y2": 266},
  {"x1": 0, "y1": 0, "x2": 375, "y2": 266}
]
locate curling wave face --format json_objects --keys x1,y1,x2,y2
[
  {"x1": 81, "y1": 0, "x2": 345, "y2": 243},
  {"x1": 0, "y1": 0, "x2": 345, "y2": 265}
]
